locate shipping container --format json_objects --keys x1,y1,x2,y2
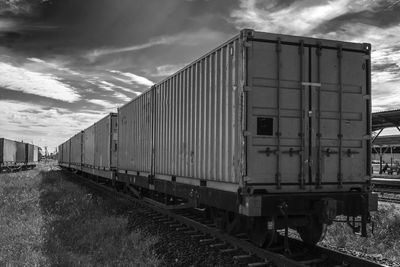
[
  {"x1": 120, "y1": 29, "x2": 371, "y2": 194},
  {"x1": 58, "y1": 144, "x2": 63, "y2": 163},
  {"x1": 95, "y1": 113, "x2": 118, "y2": 169},
  {"x1": 118, "y1": 91, "x2": 153, "y2": 173},
  {"x1": 70, "y1": 132, "x2": 83, "y2": 167},
  {"x1": 33, "y1": 146, "x2": 39, "y2": 162},
  {"x1": 83, "y1": 125, "x2": 95, "y2": 166},
  {"x1": 62, "y1": 140, "x2": 71, "y2": 166},
  {"x1": 26, "y1": 144, "x2": 34, "y2": 163},
  {"x1": 0, "y1": 138, "x2": 17, "y2": 164},
  {"x1": 16, "y1": 141, "x2": 26, "y2": 163}
]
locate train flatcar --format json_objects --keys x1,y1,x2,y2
[{"x1": 59, "y1": 29, "x2": 377, "y2": 246}]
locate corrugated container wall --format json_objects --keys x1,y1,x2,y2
[
  {"x1": 27, "y1": 144, "x2": 34, "y2": 163},
  {"x1": 62, "y1": 140, "x2": 71, "y2": 165},
  {"x1": 16, "y1": 142, "x2": 26, "y2": 163},
  {"x1": 0, "y1": 138, "x2": 17, "y2": 163},
  {"x1": 154, "y1": 37, "x2": 242, "y2": 183},
  {"x1": 243, "y1": 31, "x2": 370, "y2": 193},
  {"x1": 33, "y1": 146, "x2": 39, "y2": 162},
  {"x1": 83, "y1": 125, "x2": 95, "y2": 166},
  {"x1": 70, "y1": 132, "x2": 83, "y2": 166},
  {"x1": 58, "y1": 144, "x2": 63, "y2": 163},
  {"x1": 118, "y1": 91, "x2": 152, "y2": 173},
  {"x1": 95, "y1": 113, "x2": 117, "y2": 169}
]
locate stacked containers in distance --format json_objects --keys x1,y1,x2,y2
[
  {"x1": 83, "y1": 124, "x2": 95, "y2": 168},
  {"x1": 95, "y1": 113, "x2": 118, "y2": 170},
  {"x1": 70, "y1": 132, "x2": 83, "y2": 170},
  {"x1": 118, "y1": 92, "x2": 152, "y2": 174},
  {"x1": 16, "y1": 141, "x2": 26, "y2": 164},
  {"x1": 0, "y1": 138, "x2": 17, "y2": 166}
]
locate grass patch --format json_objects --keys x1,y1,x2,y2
[
  {"x1": 0, "y1": 168, "x2": 48, "y2": 266},
  {"x1": 40, "y1": 169, "x2": 160, "y2": 267},
  {"x1": 322, "y1": 203, "x2": 400, "y2": 263},
  {"x1": 0, "y1": 163, "x2": 160, "y2": 266}
]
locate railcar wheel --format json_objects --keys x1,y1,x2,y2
[{"x1": 297, "y1": 217, "x2": 323, "y2": 245}]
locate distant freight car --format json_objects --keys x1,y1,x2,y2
[
  {"x1": 81, "y1": 113, "x2": 118, "y2": 179},
  {"x1": 59, "y1": 113, "x2": 117, "y2": 180},
  {"x1": 1, "y1": 138, "x2": 40, "y2": 171}
]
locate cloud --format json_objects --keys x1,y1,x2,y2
[
  {"x1": 26, "y1": 57, "x2": 80, "y2": 76},
  {"x1": 109, "y1": 70, "x2": 154, "y2": 87},
  {"x1": 0, "y1": 62, "x2": 80, "y2": 102},
  {"x1": 87, "y1": 99, "x2": 116, "y2": 111},
  {"x1": 85, "y1": 35, "x2": 179, "y2": 62},
  {"x1": 154, "y1": 63, "x2": 187, "y2": 77},
  {"x1": 0, "y1": 99, "x2": 104, "y2": 151}
]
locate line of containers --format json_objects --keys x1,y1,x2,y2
[
  {"x1": 0, "y1": 138, "x2": 40, "y2": 167},
  {"x1": 58, "y1": 113, "x2": 118, "y2": 178}
]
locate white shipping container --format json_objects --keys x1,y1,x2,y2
[
  {"x1": 95, "y1": 113, "x2": 117, "y2": 169},
  {"x1": 118, "y1": 30, "x2": 371, "y2": 194},
  {"x1": 70, "y1": 132, "x2": 83, "y2": 166},
  {"x1": 83, "y1": 124, "x2": 95, "y2": 166}
]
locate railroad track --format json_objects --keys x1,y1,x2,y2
[
  {"x1": 378, "y1": 196, "x2": 400, "y2": 204},
  {"x1": 64, "y1": 170, "x2": 384, "y2": 267}
]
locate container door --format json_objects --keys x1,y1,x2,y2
[
  {"x1": 246, "y1": 40, "x2": 311, "y2": 192},
  {"x1": 310, "y1": 46, "x2": 368, "y2": 190}
]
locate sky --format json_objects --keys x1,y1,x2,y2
[{"x1": 0, "y1": 0, "x2": 399, "y2": 152}]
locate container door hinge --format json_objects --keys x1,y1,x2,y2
[{"x1": 243, "y1": 41, "x2": 252, "y2": 48}]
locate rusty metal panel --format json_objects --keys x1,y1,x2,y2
[
  {"x1": 118, "y1": 91, "x2": 152, "y2": 172},
  {"x1": 154, "y1": 35, "x2": 243, "y2": 184},
  {"x1": 70, "y1": 132, "x2": 83, "y2": 166},
  {"x1": 83, "y1": 124, "x2": 95, "y2": 166},
  {"x1": 0, "y1": 138, "x2": 17, "y2": 163},
  {"x1": 95, "y1": 113, "x2": 117, "y2": 169},
  {"x1": 245, "y1": 30, "x2": 370, "y2": 192}
]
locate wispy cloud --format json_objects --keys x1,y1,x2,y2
[
  {"x1": 153, "y1": 63, "x2": 187, "y2": 77},
  {"x1": 0, "y1": 62, "x2": 80, "y2": 102},
  {"x1": 0, "y1": 99, "x2": 104, "y2": 150},
  {"x1": 26, "y1": 57, "x2": 80, "y2": 76},
  {"x1": 85, "y1": 35, "x2": 179, "y2": 62},
  {"x1": 109, "y1": 70, "x2": 154, "y2": 87},
  {"x1": 88, "y1": 99, "x2": 117, "y2": 111}
]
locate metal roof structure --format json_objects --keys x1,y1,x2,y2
[
  {"x1": 373, "y1": 135, "x2": 400, "y2": 146},
  {"x1": 372, "y1": 109, "x2": 400, "y2": 131}
]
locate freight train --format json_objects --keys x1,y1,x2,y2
[
  {"x1": 58, "y1": 29, "x2": 377, "y2": 246},
  {"x1": 0, "y1": 138, "x2": 41, "y2": 172}
]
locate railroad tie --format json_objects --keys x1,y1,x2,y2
[
  {"x1": 233, "y1": 254, "x2": 252, "y2": 260},
  {"x1": 220, "y1": 248, "x2": 238, "y2": 253},
  {"x1": 247, "y1": 262, "x2": 268, "y2": 267},
  {"x1": 209, "y1": 243, "x2": 225, "y2": 248}
]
